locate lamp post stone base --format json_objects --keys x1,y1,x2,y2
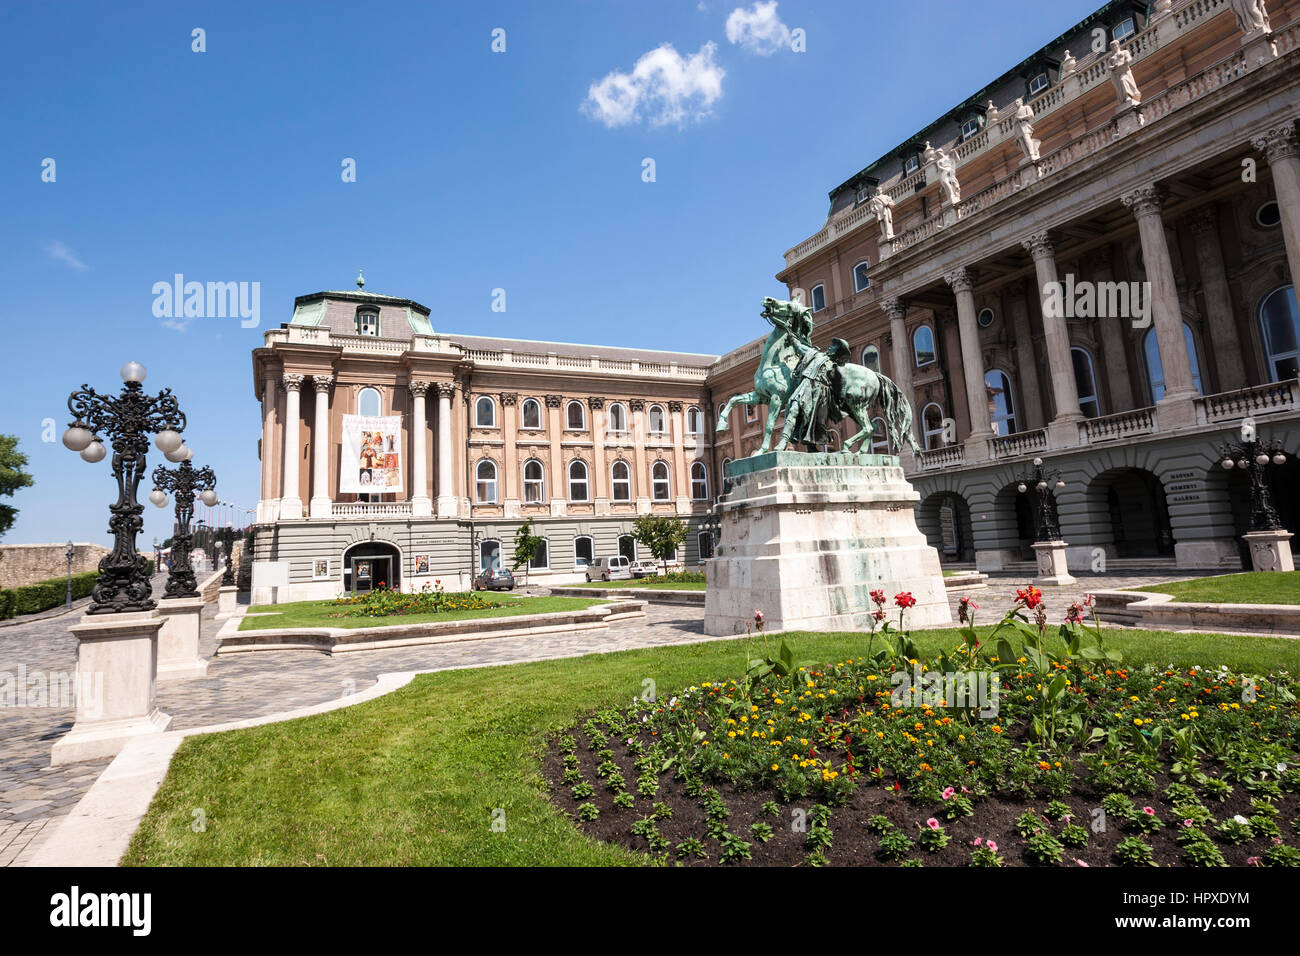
[
  {"x1": 1244, "y1": 530, "x2": 1295, "y2": 573},
  {"x1": 1032, "y1": 541, "x2": 1076, "y2": 586},
  {"x1": 215, "y1": 585, "x2": 239, "y2": 620},
  {"x1": 157, "y1": 596, "x2": 210, "y2": 680},
  {"x1": 51, "y1": 610, "x2": 173, "y2": 765}
]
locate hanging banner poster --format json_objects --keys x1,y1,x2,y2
[{"x1": 340, "y1": 414, "x2": 403, "y2": 493}]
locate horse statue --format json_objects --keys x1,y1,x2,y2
[
  {"x1": 836, "y1": 363, "x2": 923, "y2": 456},
  {"x1": 716, "y1": 296, "x2": 813, "y2": 456}
]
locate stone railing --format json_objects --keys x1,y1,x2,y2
[
  {"x1": 1140, "y1": 50, "x2": 1247, "y2": 125},
  {"x1": 917, "y1": 444, "x2": 965, "y2": 469},
  {"x1": 993, "y1": 428, "x2": 1047, "y2": 457},
  {"x1": 1198, "y1": 379, "x2": 1300, "y2": 424},
  {"x1": 1079, "y1": 407, "x2": 1157, "y2": 444},
  {"x1": 330, "y1": 502, "x2": 414, "y2": 519}
]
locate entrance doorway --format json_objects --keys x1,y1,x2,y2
[{"x1": 343, "y1": 541, "x2": 401, "y2": 594}]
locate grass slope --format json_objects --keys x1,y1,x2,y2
[{"x1": 1132, "y1": 571, "x2": 1300, "y2": 605}]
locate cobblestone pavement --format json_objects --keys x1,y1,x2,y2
[{"x1": 0, "y1": 568, "x2": 1237, "y2": 864}]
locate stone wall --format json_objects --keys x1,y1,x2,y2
[{"x1": 0, "y1": 543, "x2": 110, "y2": 591}]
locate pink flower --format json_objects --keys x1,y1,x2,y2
[
  {"x1": 971, "y1": 837, "x2": 983, "y2": 846},
  {"x1": 1083, "y1": 593, "x2": 1095, "y2": 607},
  {"x1": 942, "y1": 787, "x2": 955, "y2": 800},
  {"x1": 985, "y1": 840, "x2": 997, "y2": 852},
  {"x1": 1183, "y1": 819, "x2": 1194, "y2": 827},
  {"x1": 1075, "y1": 859, "x2": 1089, "y2": 867},
  {"x1": 1246, "y1": 856, "x2": 1262, "y2": 866},
  {"x1": 1142, "y1": 806, "x2": 1155, "y2": 815},
  {"x1": 926, "y1": 818, "x2": 940, "y2": 830},
  {"x1": 961, "y1": 785, "x2": 970, "y2": 793}
]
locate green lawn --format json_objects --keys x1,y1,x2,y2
[
  {"x1": 122, "y1": 624, "x2": 1300, "y2": 866},
  {"x1": 238, "y1": 595, "x2": 606, "y2": 631},
  {"x1": 1131, "y1": 570, "x2": 1300, "y2": 605},
  {"x1": 566, "y1": 580, "x2": 707, "y2": 591}
]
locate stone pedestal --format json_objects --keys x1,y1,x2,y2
[
  {"x1": 51, "y1": 610, "x2": 173, "y2": 765},
  {"x1": 157, "y1": 596, "x2": 210, "y2": 680},
  {"x1": 1244, "y1": 529, "x2": 1295, "y2": 572},
  {"x1": 215, "y1": 585, "x2": 238, "y2": 620},
  {"x1": 1031, "y1": 540, "x2": 1076, "y2": 586},
  {"x1": 704, "y1": 452, "x2": 951, "y2": 636}
]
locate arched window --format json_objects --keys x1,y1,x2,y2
[
  {"x1": 720, "y1": 457, "x2": 733, "y2": 496},
  {"x1": 922, "y1": 403, "x2": 946, "y2": 450},
  {"x1": 913, "y1": 326, "x2": 936, "y2": 367},
  {"x1": 566, "y1": 400, "x2": 586, "y2": 430},
  {"x1": 475, "y1": 459, "x2": 497, "y2": 503},
  {"x1": 1072, "y1": 347, "x2": 1101, "y2": 418},
  {"x1": 607, "y1": 402, "x2": 628, "y2": 433},
  {"x1": 697, "y1": 531, "x2": 715, "y2": 560},
  {"x1": 690, "y1": 462, "x2": 708, "y2": 500},
  {"x1": 617, "y1": 534, "x2": 637, "y2": 561},
  {"x1": 1143, "y1": 325, "x2": 1203, "y2": 403},
  {"x1": 355, "y1": 308, "x2": 379, "y2": 336},
  {"x1": 870, "y1": 417, "x2": 891, "y2": 454},
  {"x1": 568, "y1": 459, "x2": 589, "y2": 501},
  {"x1": 358, "y1": 387, "x2": 381, "y2": 417},
  {"x1": 610, "y1": 460, "x2": 631, "y2": 501},
  {"x1": 573, "y1": 535, "x2": 594, "y2": 568},
  {"x1": 523, "y1": 460, "x2": 544, "y2": 503},
  {"x1": 648, "y1": 404, "x2": 666, "y2": 433},
  {"x1": 652, "y1": 461, "x2": 670, "y2": 501},
  {"x1": 521, "y1": 398, "x2": 542, "y2": 429},
  {"x1": 474, "y1": 396, "x2": 496, "y2": 428},
  {"x1": 479, "y1": 539, "x2": 501, "y2": 571},
  {"x1": 528, "y1": 538, "x2": 549, "y2": 570},
  {"x1": 823, "y1": 429, "x2": 840, "y2": 452},
  {"x1": 985, "y1": 369, "x2": 1017, "y2": 436},
  {"x1": 810, "y1": 284, "x2": 826, "y2": 312},
  {"x1": 686, "y1": 406, "x2": 702, "y2": 434},
  {"x1": 1259, "y1": 285, "x2": 1300, "y2": 381},
  {"x1": 853, "y1": 260, "x2": 871, "y2": 293},
  {"x1": 861, "y1": 344, "x2": 881, "y2": 372}
]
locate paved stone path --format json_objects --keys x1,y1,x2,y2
[{"x1": 0, "y1": 568, "x2": 1217, "y2": 865}]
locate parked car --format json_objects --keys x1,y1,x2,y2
[
  {"x1": 629, "y1": 560, "x2": 659, "y2": 578},
  {"x1": 585, "y1": 555, "x2": 631, "y2": 582},
  {"x1": 473, "y1": 567, "x2": 516, "y2": 591}
]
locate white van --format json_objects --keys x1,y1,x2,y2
[{"x1": 585, "y1": 555, "x2": 631, "y2": 582}]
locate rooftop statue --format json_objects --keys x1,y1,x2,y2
[{"x1": 716, "y1": 296, "x2": 922, "y2": 457}]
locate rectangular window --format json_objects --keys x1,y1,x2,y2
[
  {"x1": 1028, "y1": 72, "x2": 1049, "y2": 96},
  {"x1": 1112, "y1": 17, "x2": 1135, "y2": 42},
  {"x1": 357, "y1": 311, "x2": 379, "y2": 336},
  {"x1": 960, "y1": 117, "x2": 979, "y2": 139},
  {"x1": 904, "y1": 155, "x2": 919, "y2": 176},
  {"x1": 810, "y1": 285, "x2": 826, "y2": 313}
]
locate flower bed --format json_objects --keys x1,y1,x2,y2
[
  {"x1": 330, "y1": 582, "x2": 506, "y2": 619},
  {"x1": 544, "y1": 589, "x2": 1300, "y2": 866}
]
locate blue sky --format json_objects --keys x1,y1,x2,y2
[{"x1": 1, "y1": 0, "x2": 1101, "y2": 545}]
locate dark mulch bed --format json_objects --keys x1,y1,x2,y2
[{"x1": 541, "y1": 722, "x2": 1299, "y2": 867}]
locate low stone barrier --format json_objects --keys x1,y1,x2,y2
[
  {"x1": 1091, "y1": 589, "x2": 1300, "y2": 636},
  {"x1": 942, "y1": 571, "x2": 988, "y2": 590},
  {"x1": 557, "y1": 586, "x2": 705, "y2": 606},
  {"x1": 214, "y1": 600, "x2": 647, "y2": 655},
  {"x1": 199, "y1": 569, "x2": 225, "y2": 604}
]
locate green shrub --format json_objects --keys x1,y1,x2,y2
[{"x1": 0, "y1": 590, "x2": 15, "y2": 620}]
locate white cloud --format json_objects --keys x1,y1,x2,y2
[
  {"x1": 725, "y1": 1, "x2": 790, "y2": 55},
  {"x1": 42, "y1": 240, "x2": 88, "y2": 271},
  {"x1": 581, "y1": 42, "x2": 725, "y2": 129}
]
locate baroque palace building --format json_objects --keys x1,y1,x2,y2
[
  {"x1": 711, "y1": 0, "x2": 1300, "y2": 574},
  {"x1": 253, "y1": 0, "x2": 1300, "y2": 602}
]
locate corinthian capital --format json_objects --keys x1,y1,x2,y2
[
  {"x1": 1253, "y1": 124, "x2": 1300, "y2": 163},
  {"x1": 1121, "y1": 185, "x2": 1164, "y2": 218},
  {"x1": 586, "y1": 395, "x2": 605, "y2": 410},
  {"x1": 434, "y1": 381, "x2": 456, "y2": 399},
  {"x1": 880, "y1": 296, "x2": 907, "y2": 321},
  {"x1": 408, "y1": 380, "x2": 431, "y2": 397},
  {"x1": 1021, "y1": 231, "x2": 1055, "y2": 260},
  {"x1": 943, "y1": 268, "x2": 974, "y2": 294},
  {"x1": 313, "y1": 373, "x2": 335, "y2": 390},
  {"x1": 282, "y1": 373, "x2": 305, "y2": 392},
  {"x1": 499, "y1": 391, "x2": 517, "y2": 406}
]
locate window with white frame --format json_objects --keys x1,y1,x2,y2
[
  {"x1": 611, "y1": 460, "x2": 631, "y2": 501},
  {"x1": 903, "y1": 154, "x2": 920, "y2": 177},
  {"x1": 474, "y1": 396, "x2": 496, "y2": 428},
  {"x1": 922, "y1": 403, "x2": 946, "y2": 450},
  {"x1": 521, "y1": 398, "x2": 542, "y2": 429},
  {"x1": 607, "y1": 402, "x2": 628, "y2": 433},
  {"x1": 853, "y1": 261, "x2": 871, "y2": 293},
  {"x1": 1073, "y1": 347, "x2": 1103, "y2": 418},
  {"x1": 1112, "y1": 17, "x2": 1135, "y2": 41},
  {"x1": 479, "y1": 539, "x2": 501, "y2": 571},
  {"x1": 566, "y1": 400, "x2": 586, "y2": 430},
  {"x1": 1027, "y1": 71, "x2": 1049, "y2": 96},
  {"x1": 573, "y1": 535, "x2": 594, "y2": 568},
  {"x1": 529, "y1": 538, "x2": 549, "y2": 570},
  {"x1": 690, "y1": 461, "x2": 708, "y2": 500},
  {"x1": 697, "y1": 530, "x2": 715, "y2": 560},
  {"x1": 523, "y1": 459, "x2": 545, "y2": 503},
  {"x1": 617, "y1": 534, "x2": 636, "y2": 561},
  {"x1": 648, "y1": 404, "x2": 666, "y2": 433},
  {"x1": 475, "y1": 459, "x2": 498, "y2": 503},
  {"x1": 652, "y1": 461, "x2": 670, "y2": 501},
  {"x1": 358, "y1": 387, "x2": 382, "y2": 417},
  {"x1": 745, "y1": 403, "x2": 757, "y2": 423},
  {"x1": 1142, "y1": 327, "x2": 1202, "y2": 404},
  {"x1": 960, "y1": 116, "x2": 980, "y2": 139},
  {"x1": 568, "y1": 459, "x2": 589, "y2": 501},
  {"x1": 810, "y1": 284, "x2": 826, "y2": 313},
  {"x1": 720, "y1": 457, "x2": 733, "y2": 496},
  {"x1": 913, "y1": 325, "x2": 937, "y2": 367},
  {"x1": 861, "y1": 344, "x2": 880, "y2": 372},
  {"x1": 686, "y1": 406, "x2": 702, "y2": 435},
  {"x1": 985, "y1": 369, "x2": 1017, "y2": 436},
  {"x1": 870, "y1": 417, "x2": 891, "y2": 454},
  {"x1": 1259, "y1": 285, "x2": 1299, "y2": 381},
  {"x1": 356, "y1": 309, "x2": 379, "y2": 336}
]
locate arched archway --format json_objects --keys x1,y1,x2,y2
[
  {"x1": 342, "y1": 540, "x2": 401, "y2": 593},
  {"x1": 1088, "y1": 468, "x2": 1173, "y2": 558},
  {"x1": 991, "y1": 481, "x2": 1037, "y2": 561},
  {"x1": 917, "y1": 491, "x2": 974, "y2": 563}
]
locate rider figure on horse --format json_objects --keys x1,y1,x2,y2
[{"x1": 767, "y1": 315, "x2": 852, "y2": 451}]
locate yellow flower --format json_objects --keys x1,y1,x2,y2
[{"x1": 771, "y1": 764, "x2": 779, "y2": 771}]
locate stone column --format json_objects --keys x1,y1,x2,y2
[
  {"x1": 1022, "y1": 233, "x2": 1083, "y2": 442},
  {"x1": 309, "y1": 374, "x2": 333, "y2": 518},
  {"x1": 435, "y1": 382, "x2": 457, "y2": 517},
  {"x1": 545, "y1": 394, "x2": 565, "y2": 516},
  {"x1": 669, "y1": 401, "x2": 689, "y2": 513},
  {"x1": 881, "y1": 297, "x2": 919, "y2": 449},
  {"x1": 589, "y1": 396, "x2": 609, "y2": 515},
  {"x1": 1122, "y1": 186, "x2": 1198, "y2": 420},
  {"x1": 1189, "y1": 210, "x2": 1246, "y2": 391},
  {"x1": 280, "y1": 373, "x2": 304, "y2": 519},
  {"x1": 257, "y1": 368, "x2": 278, "y2": 523},
  {"x1": 1254, "y1": 124, "x2": 1300, "y2": 301},
  {"x1": 499, "y1": 392, "x2": 519, "y2": 518},
  {"x1": 1089, "y1": 248, "x2": 1137, "y2": 411},
  {"x1": 1004, "y1": 280, "x2": 1046, "y2": 430},
  {"x1": 629, "y1": 399, "x2": 650, "y2": 514},
  {"x1": 942, "y1": 269, "x2": 993, "y2": 457},
  {"x1": 409, "y1": 381, "x2": 432, "y2": 517}
]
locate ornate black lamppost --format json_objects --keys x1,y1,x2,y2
[
  {"x1": 149, "y1": 460, "x2": 217, "y2": 598},
  {"x1": 216, "y1": 526, "x2": 239, "y2": 586},
  {"x1": 1016, "y1": 457, "x2": 1067, "y2": 542},
  {"x1": 64, "y1": 540, "x2": 74, "y2": 608},
  {"x1": 1218, "y1": 434, "x2": 1287, "y2": 532},
  {"x1": 62, "y1": 362, "x2": 189, "y2": 614}
]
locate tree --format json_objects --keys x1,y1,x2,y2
[
  {"x1": 0, "y1": 435, "x2": 34, "y2": 539},
  {"x1": 632, "y1": 514, "x2": 688, "y2": 575},
  {"x1": 512, "y1": 518, "x2": 544, "y2": 584}
]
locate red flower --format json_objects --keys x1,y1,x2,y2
[
  {"x1": 1065, "y1": 602, "x2": 1084, "y2": 624},
  {"x1": 957, "y1": 596, "x2": 979, "y2": 623},
  {"x1": 1015, "y1": 585, "x2": 1043, "y2": 610},
  {"x1": 872, "y1": 609, "x2": 886, "y2": 622},
  {"x1": 894, "y1": 591, "x2": 916, "y2": 609},
  {"x1": 870, "y1": 589, "x2": 886, "y2": 607}
]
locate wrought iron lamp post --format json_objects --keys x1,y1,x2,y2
[
  {"x1": 149, "y1": 460, "x2": 218, "y2": 598},
  {"x1": 1016, "y1": 457, "x2": 1067, "y2": 542},
  {"x1": 216, "y1": 525, "x2": 239, "y2": 587},
  {"x1": 64, "y1": 540, "x2": 74, "y2": 608},
  {"x1": 61, "y1": 362, "x2": 189, "y2": 614},
  {"x1": 1218, "y1": 436, "x2": 1287, "y2": 532}
]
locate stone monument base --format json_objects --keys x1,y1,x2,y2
[
  {"x1": 158, "y1": 595, "x2": 210, "y2": 681},
  {"x1": 704, "y1": 452, "x2": 951, "y2": 636},
  {"x1": 1244, "y1": 529, "x2": 1295, "y2": 572},
  {"x1": 1032, "y1": 540, "x2": 1076, "y2": 586},
  {"x1": 215, "y1": 584, "x2": 238, "y2": 620}
]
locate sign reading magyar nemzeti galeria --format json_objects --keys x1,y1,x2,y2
[{"x1": 703, "y1": 296, "x2": 951, "y2": 636}]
